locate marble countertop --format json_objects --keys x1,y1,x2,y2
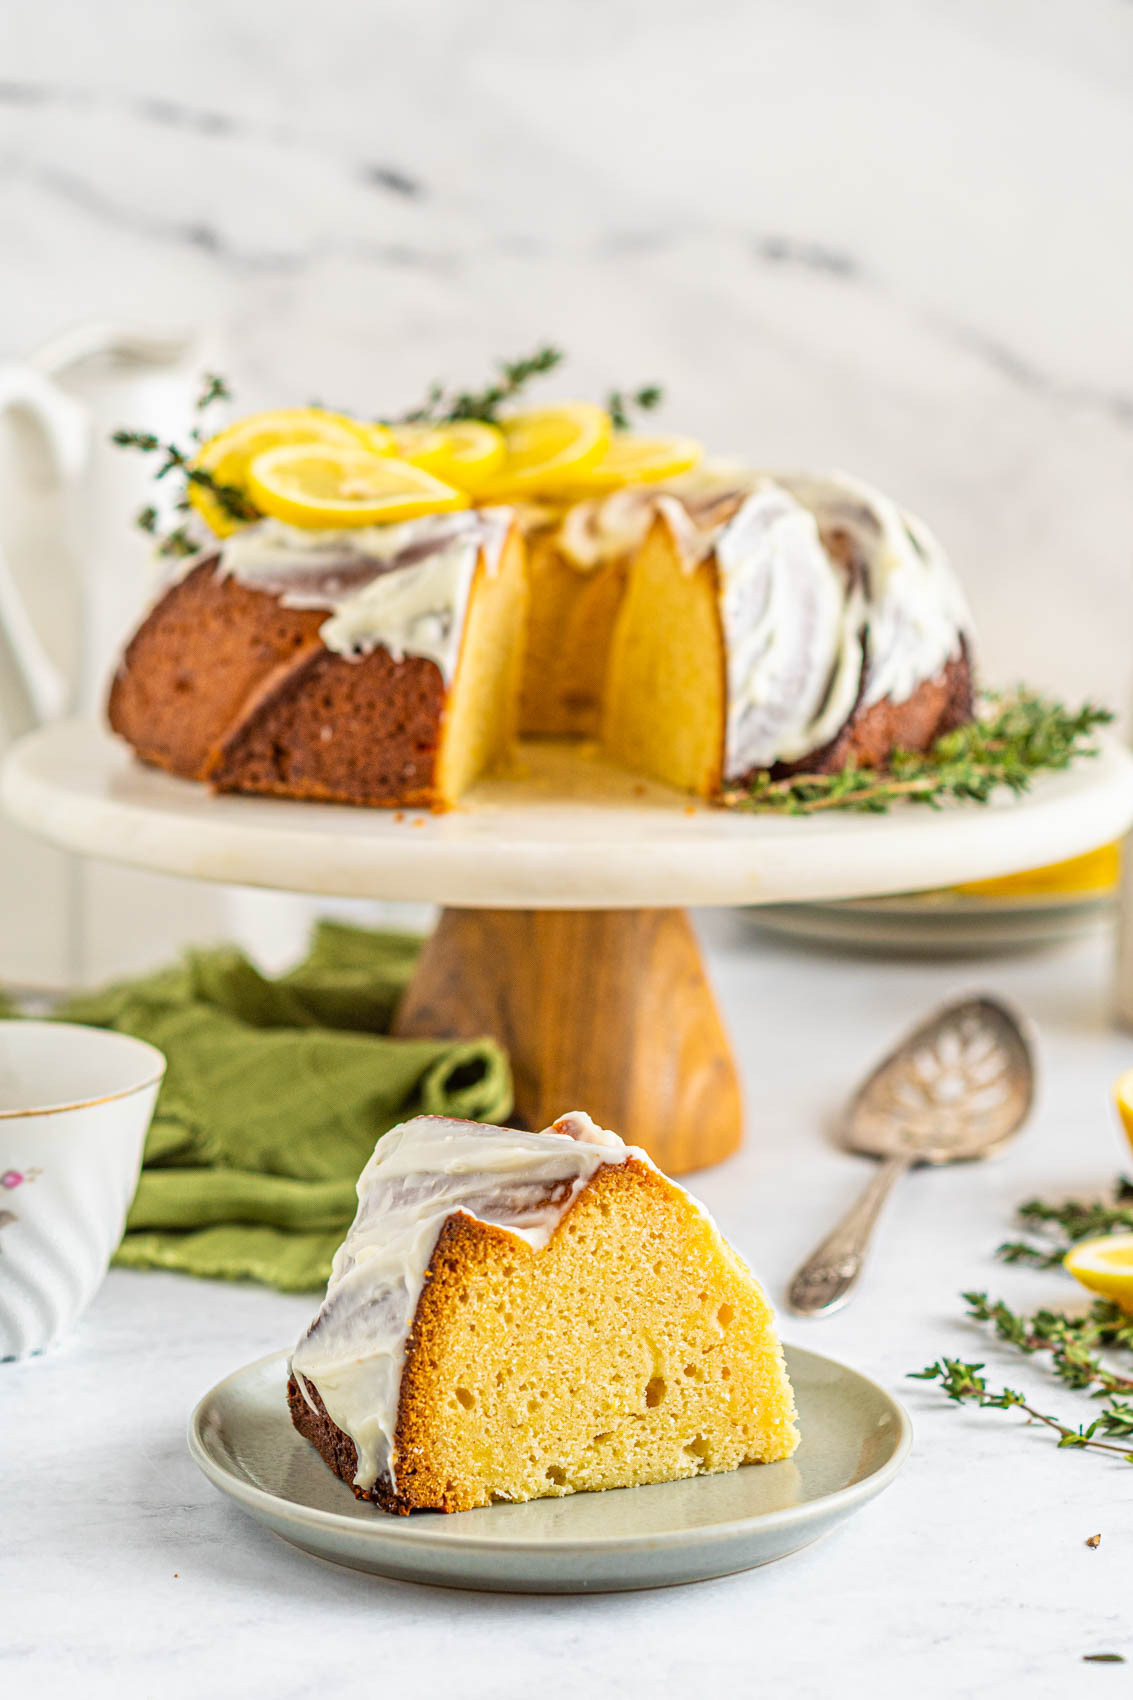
[{"x1": 5, "y1": 912, "x2": 1133, "y2": 1698}]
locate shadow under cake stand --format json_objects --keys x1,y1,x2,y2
[{"x1": 6, "y1": 722, "x2": 1133, "y2": 1175}]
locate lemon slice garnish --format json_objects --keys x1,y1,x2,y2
[
  {"x1": 393, "y1": 421, "x2": 506, "y2": 490},
  {"x1": 955, "y1": 843, "x2": 1121, "y2": 902},
  {"x1": 556, "y1": 432, "x2": 703, "y2": 497},
  {"x1": 190, "y1": 409, "x2": 393, "y2": 537},
  {"x1": 1064, "y1": 1234, "x2": 1133, "y2": 1312},
  {"x1": 476, "y1": 402, "x2": 611, "y2": 498},
  {"x1": 246, "y1": 444, "x2": 468, "y2": 529}
]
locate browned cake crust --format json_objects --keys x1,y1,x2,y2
[
  {"x1": 767, "y1": 642, "x2": 974, "y2": 784},
  {"x1": 108, "y1": 557, "x2": 450, "y2": 808}
]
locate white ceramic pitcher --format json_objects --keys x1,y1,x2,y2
[
  {"x1": 0, "y1": 325, "x2": 218, "y2": 988},
  {"x1": 0, "y1": 328, "x2": 403, "y2": 986}
]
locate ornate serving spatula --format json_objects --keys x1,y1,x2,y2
[{"x1": 788, "y1": 995, "x2": 1035, "y2": 1317}]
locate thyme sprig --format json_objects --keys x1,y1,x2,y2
[
  {"x1": 606, "y1": 384, "x2": 664, "y2": 431},
  {"x1": 909, "y1": 1359, "x2": 1133, "y2": 1461},
  {"x1": 399, "y1": 347, "x2": 665, "y2": 429},
  {"x1": 998, "y1": 1181, "x2": 1133, "y2": 1268},
  {"x1": 962, "y1": 1291, "x2": 1133, "y2": 1397},
  {"x1": 196, "y1": 372, "x2": 231, "y2": 412},
  {"x1": 110, "y1": 430, "x2": 258, "y2": 525},
  {"x1": 911, "y1": 1195, "x2": 1133, "y2": 1464},
  {"x1": 401, "y1": 345, "x2": 564, "y2": 423},
  {"x1": 111, "y1": 373, "x2": 258, "y2": 555},
  {"x1": 722, "y1": 690, "x2": 1114, "y2": 815}
]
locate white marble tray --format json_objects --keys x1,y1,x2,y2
[{"x1": 4, "y1": 719, "x2": 1133, "y2": 909}]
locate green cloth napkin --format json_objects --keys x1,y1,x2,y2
[{"x1": 54, "y1": 921, "x2": 512, "y2": 1291}]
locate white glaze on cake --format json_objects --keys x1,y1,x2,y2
[
  {"x1": 216, "y1": 511, "x2": 512, "y2": 683},
  {"x1": 555, "y1": 459, "x2": 760, "y2": 572},
  {"x1": 557, "y1": 467, "x2": 970, "y2": 779},
  {"x1": 713, "y1": 484, "x2": 866, "y2": 776},
  {"x1": 779, "y1": 472, "x2": 971, "y2": 712},
  {"x1": 290, "y1": 1111, "x2": 640, "y2": 1493}
]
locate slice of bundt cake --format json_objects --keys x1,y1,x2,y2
[
  {"x1": 288, "y1": 1111, "x2": 798, "y2": 1515},
  {"x1": 602, "y1": 473, "x2": 973, "y2": 798},
  {"x1": 108, "y1": 511, "x2": 527, "y2": 810}
]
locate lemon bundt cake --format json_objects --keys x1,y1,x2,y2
[
  {"x1": 107, "y1": 399, "x2": 973, "y2": 808},
  {"x1": 287, "y1": 1111, "x2": 798, "y2": 1515},
  {"x1": 109, "y1": 512, "x2": 527, "y2": 810}
]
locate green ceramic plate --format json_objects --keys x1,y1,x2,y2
[{"x1": 188, "y1": 1345, "x2": 911, "y2": 1593}]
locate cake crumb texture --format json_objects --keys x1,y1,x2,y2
[{"x1": 291, "y1": 1156, "x2": 798, "y2": 1514}]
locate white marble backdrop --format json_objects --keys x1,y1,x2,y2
[{"x1": 1, "y1": 0, "x2": 1131, "y2": 980}]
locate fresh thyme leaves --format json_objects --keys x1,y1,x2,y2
[
  {"x1": 399, "y1": 349, "x2": 665, "y2": 429},
  {"x1": 721, "y1": 690, "x2": 1114, "y2": 815},
  {"x1": 196, "y1": 372, "x2": 231, "y2": 412},
  {"x1": 155, "y1": 526, "x2": 198, "y2": 559},
  {"x1": 111, "y1": 379, "x2": 260, "y2": 551},
  {"x1": 606, "y1": 384, "x2": 664, "y2": 431},
  {"x1": 911, "y1": 1207, "x2": 1133, "y2": 1463},
  {"x1": 401, "y1": 345, "x2": 564, "y2": 424},
  {"x1": 997, "y1": 1184, "x2": 1133, "y2": 1268},
  {"x1": 909, "y1": 1360, "x2": 1133, "y2": 1461},
  {"x1": 962, "y1": 1291, "x2": 1133, "y2": 1396}
]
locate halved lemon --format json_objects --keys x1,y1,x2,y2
[
  {"x1": 476, "y1": 402, "x2": 612, "y2": 498},
  {"x1": 246, "y1": 444, "x2": 468, "y2": 529},
  {"x1": 189, "y1": 409, "x2": 394, "y2": 536},
  {"x1": 555, "y1": 432, "x2": 704, "y2": 497},
  {"x1": 393, "y1": 420, "x2": 506, "y2": 490},
  {"x1": 955, "y1": 843, "x2": 1121, "y2": 902},
  {"x1": 1064, "y1": 1234, "x2": 1133, "y2": 1312}
]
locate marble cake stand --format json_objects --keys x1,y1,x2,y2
[{"x1": 6, "y1": 719, "x2": 1133, "y2": 1174}]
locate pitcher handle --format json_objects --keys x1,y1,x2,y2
[{"x1": 0, "y1": 366, "x2": 89, "y2": 733}]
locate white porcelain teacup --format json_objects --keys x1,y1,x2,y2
[{"x1": 0, "y1": 1020, "x2": 165, "y2": 1359}]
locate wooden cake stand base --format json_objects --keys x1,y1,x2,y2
[{"x1": 394, "y1": 907, "x2": 741, "y2": 1174}]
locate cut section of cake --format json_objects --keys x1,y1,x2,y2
[
  {"x1": 516, "y1": 473, "x2": 753, "y2": 740},
  {"x1": 601, "y1": 472, "x2": 973, "y2": 798},
  {"x1": 108, "y1": 510, "x2": 527, "y2": 810},
  {"x1": 288, "y1": 1111, "x2": 798, "y2": 1515}
]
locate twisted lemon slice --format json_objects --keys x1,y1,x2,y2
[
  {"x1": 246, "y1": 444, "x2": 468, "y2": 528},
  {"x1": 393, "y1": 420, "x2": 506, "y2": 490},
  {"x1": 476, "y1": 402, "x2": 611, "y2": 498},
  {"x1": 557, "y1": 432, "x2": 703, "y2": 497},
  {"x1": 190, "y1": 408, "x2": 394, "y2": 536},
  {"x1": 1064, "y1": 1235, "x2": 1133, "y2": 1312}
]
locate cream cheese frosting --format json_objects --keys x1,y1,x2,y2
[
  {"x1": 290, "y1": 1111, "x2": 641, "y2": 1493},
  {"x1": 778, "y1": 472, "x2": 971, "y2": 714},
  {"x1": 215, "y1": 510, "x2": 512, "y2": 683},
  {"x1": 553, "y1": 466, "x2": 970, "y2": 779},
  {"x1": 714, "y1": 484, "x2": 867, "y2": 776}
]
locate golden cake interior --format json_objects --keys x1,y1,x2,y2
[
  {"x1": 389, "y1": 1158, "x2": 797, "y2": 1514},
  {"x1": 433, "y1": 525, "x2": 528, "y2": 804},
  {"x1": 520, "y1": 520, "x2": 632, "y2": 739},
  {"x1": 601, "y1": 515, "x2": 727, "y2": 798}
]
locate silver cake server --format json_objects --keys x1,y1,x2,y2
[{"x1": 787, "y1": 995, "x2": 1035, "y2": 1317}]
